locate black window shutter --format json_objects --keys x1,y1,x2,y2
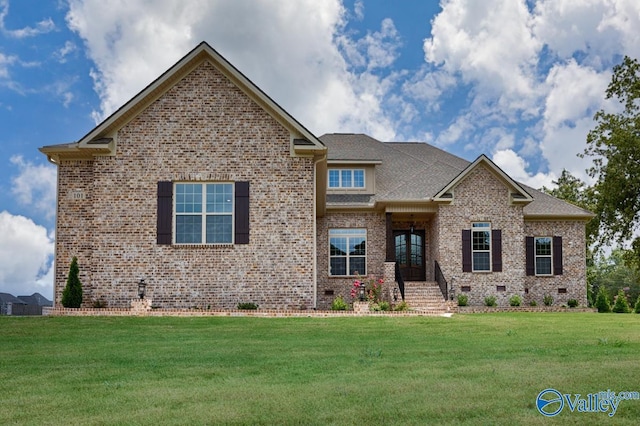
[
  {"x1": 157, "y1": 181, "x2": 173, "y2": 245},
  {"x1": 462, "y1": 230, "x2": 472, "y2": 272},
  {"x1": 553, "y1": 236, "x2": 563, "y2": 275},
  {"x1": 235, "y1": 182, "x2": 250, "y2": 244},
  {"x1": 492, "y1": 229, "x2": 502, "y2": 272},
  {"x1": 525, "y1": 236, "x2": 535, "y2": 276}
]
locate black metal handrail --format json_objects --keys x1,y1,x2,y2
[
  {"x1": 395, "y1": 261, "x2": 405, "y2": 301},
  {"x1": 434, "y1": 261, "x2": 448, "y2": 300}
]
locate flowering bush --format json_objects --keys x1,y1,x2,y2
[{"x1": 350, "y1": 275, "x2": 384, "y2": 303}]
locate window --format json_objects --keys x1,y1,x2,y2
[
  {"x1": 329, "y1": 229, "x2": 366, "y2": 276},
  {"x1": 472, "y1": 222, "x2": 491, "y2": 272},
  {"x1": 328, "y1": 169, "x2": 365, "y2": 189},
  {"x1": 526, "y1": 236, "x2": 562, "y2": 276},
  {"x1": 175, "y1": 183, "x2": 233, "y2": 244},
  {"x1": 535, "y1": 237, "x2": 552, "y2": 275}
]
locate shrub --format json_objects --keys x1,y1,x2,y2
[
  {"x1": 237, "y1": 302, "x2": 258, "y2": 310},
  {"x1": 393, "y1": 301, "x2": 409, "y2": 312},
  {"x1": 378, "y1": 301, "x2": 390, "y2": 311},
  {"x1": 612, "y1": 290, "x2": 631, "y2": 313},
  {"x1": 92, "y1": 299, "x2": 107, "y2": 308},
  {"x1": 543, "y1": 294, "x2": 554, "y2": 306},
  {"x1": 457, "y1": 294, "x2": 468, "y2": 307},
  {"x1": 529, "y1": 300, "x2": 537, "y2": 307},
  {"x1": 595, "y1": 286, "x2": 611, "y2": 313},
  {"x1": 633, "y1": 296, "x2": 640, "y2": 314},
  {"x1": 331, "y1": 295, "x2": 348, "y2": 311},
  {"x1": 61, "y1": 257, "x2": 83, "y2": 308},
  {"x1": 509, "y1": 295, "x2": 521, "y2": 307},
  {"x1": 484, "y1": 296, "x2": 497, "y2": 307},
  {"x1": 567, "y1": 299, "x2": 578, "y2": 308}
]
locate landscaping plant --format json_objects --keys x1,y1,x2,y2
[
  {"x1": 612, "y1": 289, "x2": 631, "y2": 313},
  {"x1": 61, "y1": 256, "x2": 83, "y2": 308},
  {"x1": 595, "y1": 286, "x2": 611, "y2": 313}
]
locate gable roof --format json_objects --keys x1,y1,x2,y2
[
  {"x1": 17, "y1": 293, "x2": 53, "y2": 306},
  {"x1": 0, "y1": 293, "x2": 26, "y2": 305},
  {"x1": 40, "y1": 41, "x2": 325, "y2": 162},
  {"x1": 433, "y1": 154, "x2": 534, "y2": 204},
  {"x1": 321, "y1": 133, "x2": 594, "y2": 220}
]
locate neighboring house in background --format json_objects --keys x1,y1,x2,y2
[
  {"x1": 40, "y1": 42, "x2": 593, "y2": 311},
  {"x1": 0, "y1": 292, "x2": 51, "y2": 315},
  {"x1": 0, "y1": 293, "x2": 26, "y2": 315}
]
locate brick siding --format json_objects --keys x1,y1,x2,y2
[{"x1": 53, "y1": 60, "x2": 315, "y2": 310}]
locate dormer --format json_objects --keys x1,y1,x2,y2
[{"x1": 326, "y1": 159, "x2": 381, "y2": 195}]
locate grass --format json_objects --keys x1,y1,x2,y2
[{"x1": 1, "y1": 313, "x2": 639, "y2": 425}]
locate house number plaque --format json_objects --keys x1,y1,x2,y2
[{"x1": 69, "y1": 190, "x2": 86, "y2": 200}]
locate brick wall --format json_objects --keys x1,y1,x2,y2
[
  {"x1": 55, "y1": 160, "x2": 94, "y2": 306},
  {"x1": 316, "y1": 212, "x2": 386, "y2": 309},
  {"x1": 54, "y1": 60, "x2": 316, "y2": 310},
  {"x1": 524, "y1": 220, "x2": 588, "y2": 307},
  {"x1": 436, "y1": 164, "x2": 527, "y2": 306},
  {"x1": 434, "y1": 164, "x2": 588, "y2": 307}
]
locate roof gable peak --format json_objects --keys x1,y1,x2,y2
[{"x1": 433, "y1": 154, "x2": 533, "y2": 203}]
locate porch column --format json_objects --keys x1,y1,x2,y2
[{"x1": 385, "y1": 212, "x2": 395, "y2": 262}]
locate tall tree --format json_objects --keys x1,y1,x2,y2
[
  {"x1": 542, "y1": 170, "x2": 599, "y2": 304},
  {"x1": 542, "y1": 169, "x2": 598, "y2": 246},
  {"x1": 583, "y1": 56, "x2": 640, "y2": 265}
]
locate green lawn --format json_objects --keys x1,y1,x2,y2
[{"x1": 1, "y1": 313, "x2": 639, "y2": 425}]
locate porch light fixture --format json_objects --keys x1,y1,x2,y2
[
  {"x1": 358, "y1": 281, "x2": 366, "y2": 302},
  {"x1": 410, "y1": 223, "x2": 415, "y2": 234},
  {"x1": 138, "y1": 279, "x2": 147, "y2": 300}
]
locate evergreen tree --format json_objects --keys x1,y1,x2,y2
[
  {"x1": 634, "y1": 295, "x2": 640, "y2": 314},
  {"x1": 61, "y1": 257, "x2": 83, "y2": 308},
  {"x1": 595, "y1": 285, "x2": 611, "y2": 313},
  {"x1": 612, "y1": 290, "x2": 631, "y2": 313}
]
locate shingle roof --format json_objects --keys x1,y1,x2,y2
[
  {"x1": 320, "y1": 133, "x2": 594, "y2": 219},
  {"x1": 0, "y1": 293, "x2": 26, "y2": 305},
  {"x1": 17, "y1": 293, "x2": 53, "y2": 306}
]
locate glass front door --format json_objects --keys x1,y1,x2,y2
[{"x1": 394, "y1": 230, "x2": 426, "y2": 281}]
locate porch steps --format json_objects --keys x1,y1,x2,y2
[{"x1": 402, "y1": 281, "x2": 449, "y2": 314}]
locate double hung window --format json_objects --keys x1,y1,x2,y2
[
  {"x1": 329, "y1": 229, "x2": 366, "y2": 276},
  {"x1": 175, "y1": 183, "x2": 233, "y2": 244},
  {"x1": 472, "y1": 222, "x2": 491, "y2": 272},
  {"x1": 534, "y1": 237, "x2": 553, "y2": 275}
]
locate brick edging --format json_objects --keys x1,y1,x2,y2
[{"x1": 455, "y1": 306, "x2": 597, "y2": 313}]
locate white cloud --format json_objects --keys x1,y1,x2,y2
[
  {"x1": 402, "y1": 66, "x2": 456, "y2": 110},
  {"x1": 435, "y1": 113, "x2": 474, "y2": 147},
  {"x1": 65, "y1": 0, "x2": 403, "y2": 140},
  {"x1": 353, "y1": 0, "x2": 364, "y2": 21},
  {"x1": 424, "y1": 0, "x2": 542, "y2": 117},
  {"x1": 0, "y1": 51, "x2": 16, "y2": 79},
  {"x1": 0, "y1": 0, "x2": 56, "y2": 38},
  {"x1": 493, "y1": 149, "x2": 556, "y2": 189},
  {"x1": 10, "y1": 156, "x2": 57, "y2": 220},
  {"x1": 421, "y1": 0, "x2": 638, "y2": 185},
  {"x1": 0, "y1": 211, "x2": 54, "y2": 299},
  {"x1": 539, "y1": 60, "x2": 611, "y2": 181},
  {"x1": 532, "y1": 0, "x2": 640, "y2": 64},
  {"x1": 54, "y1": 41, "x2": 78, "y2": 64}
]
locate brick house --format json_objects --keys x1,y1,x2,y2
[{"x1": 40, "y1": 42, "x2": 593, "y2": 310}]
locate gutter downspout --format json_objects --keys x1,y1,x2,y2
[{"x1": 313, "y1": 153, "x2": 326, "y2": 310}]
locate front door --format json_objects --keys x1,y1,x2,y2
[{"x1": 394, "y1": 230, "x2": 426, "y2": 281}]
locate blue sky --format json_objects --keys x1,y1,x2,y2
[{"x1": 1, "y1": 0, "x2": 638, "y2": 299}]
